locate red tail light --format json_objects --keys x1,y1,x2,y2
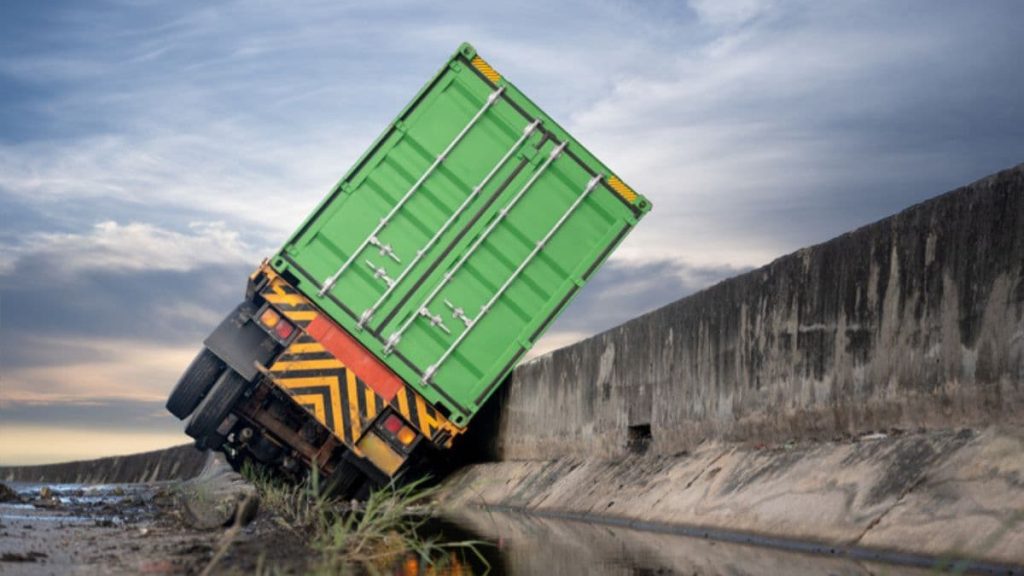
[
  {"x1": 383, "y1": 414, "x2": 403, "y2": 434},
  {"x1": 274, "y1": 320, "x2": 294, "y2": 340},
  {"x1": 379, "y1": 413, "x2": 418, "y2": 448}
]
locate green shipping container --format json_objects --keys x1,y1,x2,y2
[{"x1": 271, "y1": 43, "x2": 651, "y2": 426}]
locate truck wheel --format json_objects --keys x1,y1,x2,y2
[
  {"x1": 186, "y1": 370, "x2": 247, "y2": 444},
  {"x1": 167, "y1": 348, "x2": 224, "y2": 419}
]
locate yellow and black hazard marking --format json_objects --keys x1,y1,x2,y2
[
  {"x1": 259, "y1": 267, "x2": 463, "y2": 447},
  {"x1": 389, "y1": 386, "x2": 450, "y2": 443},
  {"x1": 261, "y1": 277, "x2": 318, "y2": 328},
  {"x1": 269, "y1": 334, "x2": 388, "y2": 446},
  {"x1": 470, "y1": 55, "x2": 501, "y2": 83}
]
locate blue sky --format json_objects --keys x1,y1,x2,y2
[{"x1": 1, "y1": 0, "x2": 1022, "y2": 463}]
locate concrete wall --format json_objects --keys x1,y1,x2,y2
[
  {"x1": 495, "y1": 163, "x2": 1024, "y2": 460},
  {"x1": 0, "y1": 444, "x2": 208, "y2": 484}
]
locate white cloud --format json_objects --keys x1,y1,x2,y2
[
  {"x1": 1, "y1": 220, "x2": 255, "y2": 276},
  {"x1": 562, "y1": 3, "x2": 985, "y2": 268},
  {"x1": 688, "y1": 0, "x2": 777, "y2": 28},
  {"x1": 5, "y1": 1, "x2": 1017, "y2": 276},
  {"x1": 0, "y1": 129, "x2": 373, "y2": 242}
]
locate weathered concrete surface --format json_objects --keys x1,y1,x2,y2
[
  {"x1": 0, "y1": 444, "x2": 207, "y2": 484},
  {"x1": 495, "y1": 164, "x2": 1024, "y2": 460},
  {"x1": 439, "y1": 426, "x2": 1024, "y2": 566},
  {"x1": 177, "y1": 452, "x2": 258, "y2": 530}
]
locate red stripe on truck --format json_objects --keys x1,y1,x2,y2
[{"x1": 306, "y1": 314, "x2": 403, "y2": 402}]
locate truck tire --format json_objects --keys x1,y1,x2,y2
[
  {"x1": 166, "y1": 348, "x2": 224, "y2": 419},
  {"x1": 186, "y1": 370, "x2": 246, "y2": 444}
]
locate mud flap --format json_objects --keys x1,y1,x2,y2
[{"x1": 204, "y1": 302, "x2": 280, "y2": 382}]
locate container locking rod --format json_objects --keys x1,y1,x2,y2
[
  {"x1": 389, "y1": 140, "x2": 567, "y2": 354},
  {"x1": 366, "y1": 119, "x2": 541, "y2": 333},
  {"x1": 424, "y1": 172, "x2": 602, "y2": 384},
  {"x1": 318, "y1": 86, "x2": 505, "y2": 297}
]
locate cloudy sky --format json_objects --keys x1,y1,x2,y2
[{"x1": 1, "y1": 0, "x2": 1022, "y2": 464}]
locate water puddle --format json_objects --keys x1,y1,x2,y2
[
  {"x1": 0, "y1": 482, "x2": 152, "y2": 526},
  {"x1": 408, "y1": 508, "x2": 971, "y2": 575}
]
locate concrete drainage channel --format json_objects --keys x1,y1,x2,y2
[
  {"x1": 436, "y1": 426, "x2": 1024, "y2": 573},
  {"x1": 471, "y1": 506, "x2": 1022, "y2": 575}
]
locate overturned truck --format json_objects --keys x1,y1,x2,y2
[{"x1": 167, "y1": 43, "x2": 652, "y2": 498}]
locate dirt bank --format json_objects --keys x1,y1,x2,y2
[{"x1": 438, "y1": 425, "x2": 1024, "y2": 570}]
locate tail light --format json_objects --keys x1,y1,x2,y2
[
  {"x1": 383, "y1": 414, "x2": 403, "y2": 434},
  {"x1": 260, "y1": 308, "x2": 281, "y2": 328},
  {"x1": 377, "y1": 412, "x2": 419, "y2": 450},
  {"x1": 274, "y1": 321, "x2": 294, "y2": 340},
  {"x1": 257, "y1": 304, "x2": 296, "y2": 344}
]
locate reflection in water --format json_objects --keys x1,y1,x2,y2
[
  {"x1": 403, "y1": 508, "x2": 941, "y2": 576},
  {"x1": 394, "y1": 553, "x2": 476, "y2": 576}
]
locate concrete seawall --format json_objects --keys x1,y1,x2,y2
[
  {"x1": 0, "y1": 444, "x2": 207, "y2": 484},
  {"x1": 441, "y1": 163, "x2": 1024, "y2": 567},
  {"x1": 495, "y1": 163, "x2": 1023, "y2": 461}
]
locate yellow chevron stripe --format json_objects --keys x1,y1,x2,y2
[
  {"x1": 415, "y1": 396, "x2": 441, "y2": 438},
  {"x1": 471, "y1": 56, "x2": 501, "y2": 83},
  {"x1": 608, "y1": 176, "x2": 638, "y2": 204},
  {"x1": 283, "y1": 310, "x2": 318, "y2": 322},
  {"x1": 270, "y1": 280, "x2": 289, "y2": 296},
  {"x1": 364, "y1": 387, "x2": 377, "y2": 420},
  {"x1": 286, "y1": 342, "x2": 326, "y2": 354},
  {"x1": 395, "y1": 385, "x2": 411, "y2": 420},
  {"x1": 346, "y1": 370, "x2": 362, "y2": 443},
  {"x1": 263, "y1": 293, "x2": 308, "y2": 306},
  {"x1": 272, "y1": 359, "x2": 344, "y2": 371},
  {"x1": 328, "y1": 375, "x2": 345, "y2": 434},
  {"x1": 293, "y1": 393, "x2": 326, "y2": 424},
  {"x1": 275, "y1": 376, "x2": 337, "y2": 390}
]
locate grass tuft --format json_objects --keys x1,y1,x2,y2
[{"x1": 242, "y1": 462, "x2": 489, "y2": 573}]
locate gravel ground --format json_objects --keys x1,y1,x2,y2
[{"x1": 0, "y1": 482, "x2": 309, "y2": 575}]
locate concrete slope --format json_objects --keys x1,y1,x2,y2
[{"x1": 441, "y1": 426, "x2": 1024, "y2": 567}]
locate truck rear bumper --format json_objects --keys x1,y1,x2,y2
[{"x1": 185, "y1": 264, "x2": 464, "y2": 492}]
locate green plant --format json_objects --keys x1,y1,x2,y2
[
  {"x1": 242, "y1": 461, "x2": 319, "y2": 531},
  {"x1": 243, "y1": 463, "x2": 490, "y2": 573}
]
